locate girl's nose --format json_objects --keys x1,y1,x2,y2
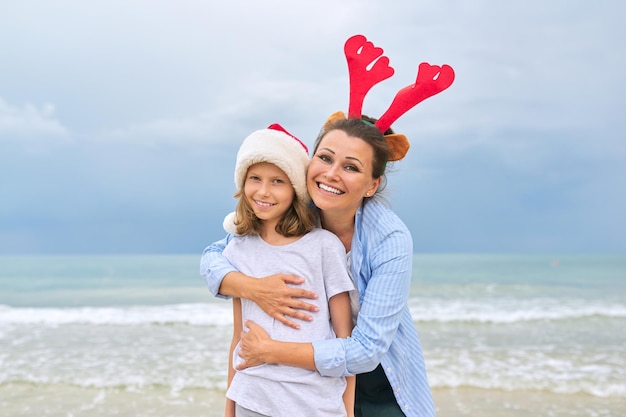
[{"x1": 258, "y1": 181, "x2": 271, "y2": 195}]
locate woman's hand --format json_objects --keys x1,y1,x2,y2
[
  {"x1": 252, "y1": 273, "x2": 319, "y2": 329},
  {"x1": 236, "y1": 320, "x2": 271, "y2": 370},
  {"x1": 237, "y1": 320, "x2": 317, "y2": 372}
]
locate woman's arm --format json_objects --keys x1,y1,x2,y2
[
  {"x1": 237, "y1": 227, "x2": 413, "y2": 377},
  {"x1": 201, "y1": 235, "x2": 320, "y2": 329},
  {"x1": 235, "y1": 272, "x2": 357, "y2": 375},
  {"x1": 200, "y1": 235, "x2": 236, "y2": 298},
  {"x1": 236, "y1": 321, "x2": 315, "y2": 370},
  {"x1": 329, "y1": 292, "x2": 356, "y2": 417},
  {"x1": 225, "y1": 298, "x2": 243, "y2": 417},
  {"x1": 316, "y1": 228, "x2": 413, "y2": 376}
]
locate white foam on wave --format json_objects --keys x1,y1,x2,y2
[
  {"x1": 2, "y1": 296, "x2": 625, "y2": 327},
  {"x1": 408, "y1": 297, "x2": 626, "y2": 323},
  {"x1": 0, "y1": 303, "x2": 233, "y2": 326},
  {"x1": 426, "y1": 348, "x2": 626, "y2": 397}
]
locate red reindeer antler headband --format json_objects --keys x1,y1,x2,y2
[{"x1": 323, "y1": 34, "x2": 455, "y2": 161}]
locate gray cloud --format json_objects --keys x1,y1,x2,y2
[{"x1": 1, "y1": 0, "x2": 624, "y2": 254}]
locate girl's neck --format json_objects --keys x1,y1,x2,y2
[
  {"x1": 320, "y1": 210, "x2": 355, "y2": 252},
  {"x1": 260, "y1": 224, "x2": 300, "y2": 246}
]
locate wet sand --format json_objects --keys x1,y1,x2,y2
[{"x1": 4, "y1": 383, "x2": 623, "y2": 416}]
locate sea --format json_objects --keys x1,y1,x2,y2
[{"x1": 1, "y1": 253, "x2": 625, "y2": 417}]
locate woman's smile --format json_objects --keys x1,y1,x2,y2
[{"x1": 307, "y1": 129, "x2": 379, "y2": 213}]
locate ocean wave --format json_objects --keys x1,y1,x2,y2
[
  {"x1": 427, "y1": 349, "x2": 626, "y2": 398},
  {"x1": 1, "y1": 297, "x2": 625, "y2": 326},
  {"x1": 428, "y1": 376, "x2": 626, "y2": 398},
  {"x1": 0, "y1": 303, "x2": 233, "y2": 326},
  {"x1": 2, "y1": 370, "x2": 623, "y2": 399},
  {"x1": 0, "y1": 375, "x2": 227, "y2": 392},
  {"x1": 408, "y1": 297, "x2": 626, "y2": 323}
]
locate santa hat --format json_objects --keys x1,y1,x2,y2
[
  {"x1": 234, "y1": 123, "x2": 309, "y2": 204},
  {"x1": 224, "y1": 124, "x2": 310, "y2": 234}
]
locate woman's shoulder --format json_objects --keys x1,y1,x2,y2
[
  {"x1": 358, "y1": 200, "x2": 413, "y2": 266},
  {"x1": 360, "y1": 199, "x2": 410, "y2": 234}
]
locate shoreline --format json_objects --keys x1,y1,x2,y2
[
  {"x1": 432, "y1": 387, "x2": 623, "y2": 416},
  {"x1": 3, "y1": 383, "x2": 623, "y2": 416}
]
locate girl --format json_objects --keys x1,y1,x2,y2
[{"x1": 221, "y1": 124, "x2": 355, "y2": 417}]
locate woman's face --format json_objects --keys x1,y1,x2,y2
[{"x1": 307, "y1": 129, "x2": 381, "y2": 215}]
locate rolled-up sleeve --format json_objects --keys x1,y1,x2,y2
[
  {"x1": 199, "y1": 235, "x2": 236, "y2": 299},
  {"x1": 313, "y1": 338, "x2": 350, "y2": 378}
]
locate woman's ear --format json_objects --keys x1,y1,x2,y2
[{"x1": 366, "y1": 177, "x2": 382, "y2": 197}]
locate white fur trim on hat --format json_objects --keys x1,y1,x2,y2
[
  {"x1": 234, "y1": 124, "x2": 310, "y2": 205},
  {"x1": 223, "y1": 211, "x2": 238, "y2": 235}
]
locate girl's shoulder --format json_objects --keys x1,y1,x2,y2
[
  {"x1": 224, "y1": 233, "x2": 259, "y2": 248},
  {"x1": 307, "y1": 227, "x2": 344, "y2": 247}
]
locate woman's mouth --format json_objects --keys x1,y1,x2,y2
[{"x1": 317, "y1": 183, "x2": 344, "y2": 195}]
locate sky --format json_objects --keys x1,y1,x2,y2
[{"x1": 1, "y1": 0, "x2": 625, "y2": 255}]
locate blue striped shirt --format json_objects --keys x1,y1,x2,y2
[
  {"x1": 200, "y1": 200, "x2": 435, "y2": 417},
  {"x1": 312, "y1": 200, "x2": 435, "y2": 417}
]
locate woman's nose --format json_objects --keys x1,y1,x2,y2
[{"x1": 325, "y1": 164, "x2": 340, "y2": 179}]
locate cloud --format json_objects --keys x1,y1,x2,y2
[
  {"x1": 0, "y1": 98, "x2": 69, "y2": 139},
  {"x1": 96, "y1": 75, "x2": 344, "y2": 147},
  {"x1": 1, "y1": 1, "x2": 625, "y2": 254}
]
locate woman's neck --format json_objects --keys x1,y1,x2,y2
[{"x1": 320, "y1": 210, "x2": 355, "y2": 252}]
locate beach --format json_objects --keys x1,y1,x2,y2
[
  {"x1": 4, "y1": 385, "x2": 624, "y2": 417},
  {"x1": 1, "y1": 254, "x2": 625, "y2": 416}
]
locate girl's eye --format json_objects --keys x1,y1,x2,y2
[{"x1": 273, "y1": 179, "x2": 285, "y2": 184}]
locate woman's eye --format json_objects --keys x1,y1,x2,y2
[
  {"x1": 318, "y1": 154, "x2": 331, "y2": 163},
  {"x1": 345, "y1": 165, "x2": 359, "y2": 172}
]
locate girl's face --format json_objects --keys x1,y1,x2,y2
[
  {"x1": 307, "y1": 129, "x2": 381, "y2": 215},
  {"x1": 244, "y1": 162, "x2": 295, "y2": 229}
]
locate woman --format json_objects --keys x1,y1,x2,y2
[{"x1": 201, "y1": 116, "x2": 436, "y2": 417}]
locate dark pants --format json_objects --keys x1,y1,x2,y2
[{"x1": 355, "y1": 364, "x2": 405, "y2": 417}]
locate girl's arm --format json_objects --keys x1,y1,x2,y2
[
  {"x1": 329, "y1": 292, "x2": 356, "y2": 417},
  {"x1": 225, "y1": 298, "x2": 243, "y2": 417},
  {"x1": 201, "y1": 235, "x2": 320, "y2": 329}
]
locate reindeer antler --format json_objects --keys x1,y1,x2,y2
[
  {"x1": 344, "y1": 34, "x2": 395, "y2": 118},
  {"x1": 324, "y1": 35, "x2": 455, "y2": 161},
  {"x1": 375, "y1": 62, "x2": 455, "y2": 133}
]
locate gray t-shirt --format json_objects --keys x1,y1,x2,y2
[{"x1": 224, "y1": 228, "x2": 354, "y2": 417}]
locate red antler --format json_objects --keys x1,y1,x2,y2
[
  {"x1": 375, "y1": 62, "x2": 455, "y2": 133},
  {"x1": 345, "y1": 34, "x2": 395, "y2": 119}
]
